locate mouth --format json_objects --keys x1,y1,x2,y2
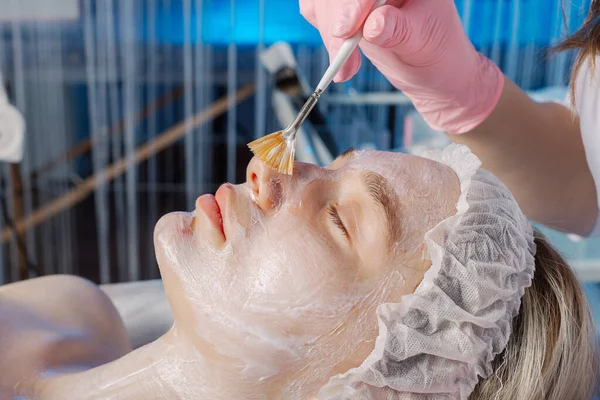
[{"x1": 196, "y1": 191, "x2": 226, "y2": 240}]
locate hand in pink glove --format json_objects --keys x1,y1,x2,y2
[{"x1": 299, "y1": 0, "x2": 504, "y2": 134}]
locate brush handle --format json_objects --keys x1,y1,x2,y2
[{"x1": 316, "y1": 0, "x2": 387, "y2": 92}]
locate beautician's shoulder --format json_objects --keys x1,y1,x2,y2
[
  {"x1": 570, "y1": 55, "x2": 600, "y2": 237},
  {"x1": 567, "y1": 55, "x2": 600, "y2": 117}
]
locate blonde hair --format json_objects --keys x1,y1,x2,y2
[{"x1": 470, "y1": 230, "x2": 599, "y2": 399}]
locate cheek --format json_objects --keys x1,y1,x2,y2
[
  {"x1": 241, "y1": 232, "x2": 347, "y2": 305},
  {"x1": 234, "y1": 227, "x2": 364, "y2": 332}
]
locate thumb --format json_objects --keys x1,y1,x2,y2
[{"x1": 362, "y1": 5, "x2": 410, "y2": 49}]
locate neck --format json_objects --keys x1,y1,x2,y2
[{"x1": 35, "y1": 328, "x2": 274, "y2": 400}]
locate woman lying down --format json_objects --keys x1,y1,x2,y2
[{"x1": 0, "y1": 144, "x2": 597, "y2": 399}]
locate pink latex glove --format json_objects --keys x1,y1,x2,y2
[{"x1": 299, "y1": 0, "x2": 504, "y2": 134}]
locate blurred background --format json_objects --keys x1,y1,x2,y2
[{"x1": 1, "y1": 0, "x2": 600, "y2": 327}]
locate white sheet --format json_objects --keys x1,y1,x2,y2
[{"x1": 101, "y1": 280, "x2": 173, "y2": 349}]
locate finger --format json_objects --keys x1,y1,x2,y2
[
  {"x1": 332, "y1": 0, "x2": 377, "y2": 38},
  {"x1": 326, "y1": 39, "x2": 362, "y2": 82},
  {"x1": 299, "y1": 0, "x2": 318, "y2": 26},
  {"x1": 363, "y1": 5, "x2": 410, "y2": 49},
  {"x1": 335, "y1": 49, "x2": 361, "y2": 82}
]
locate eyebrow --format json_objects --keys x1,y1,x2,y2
[
  {"x1": 332, "y1": 148, "x2": 401, "y2": 239},
  {"x1": 359, "y1": 171, "x2": 400, "y2": 242}
]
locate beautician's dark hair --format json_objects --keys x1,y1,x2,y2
[
  {"x1": 470, "y1": 230, "x2": 599, "y2": 399},
  {"x1": 554, "y1": 0, "x2": 600, "y2": 100}
]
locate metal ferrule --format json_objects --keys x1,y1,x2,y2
[{"x1": 282, "y1": 88, "x2": 323, "y2": 140}]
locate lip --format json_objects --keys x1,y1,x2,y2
[
  {"x1": 196, "y1": 193, "x2": 225, "y2": 240},
  {"x1": 215, "y1": 183, "x2": 233, "y2": 217}
]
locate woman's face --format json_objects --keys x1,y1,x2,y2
[{"x1": 154, "y1": 149, "x2": 460, "y2": 390}]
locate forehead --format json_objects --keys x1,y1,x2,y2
[{"x1": 340, "y1": 150, "x2": 456, "y2": 196}]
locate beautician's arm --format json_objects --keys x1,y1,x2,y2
[
  {"x1": 299, "y1": 0, "x2": 596, "y2": 235},
  {"x1": 450, "y1": 78, "x2": 598, "y2": 235}
]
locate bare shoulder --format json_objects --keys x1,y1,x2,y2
[{"x1": 0, "y1": 275, "x2": 131, "y2": 398}]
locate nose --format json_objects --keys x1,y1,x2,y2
[
  {"x1": 246, "y1": 156, "x2": 287, "y2": 211},
  {"x1": 246, "y1": 157, "x2": 317, "y2": 211}
]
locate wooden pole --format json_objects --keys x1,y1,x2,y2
[
  {"x1": 2, "y1": 84, "x2": 256, "y2": 244},
  {"x1": 9, "y1": 164, "x2": 27, "y2": 280},
  {"x1": 29, "y1": 86, "x2": 186, "y2": 183}
]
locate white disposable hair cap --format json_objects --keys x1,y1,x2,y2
[{"x1": 318, "y1": 144, "x2": 536, "y2": 399}]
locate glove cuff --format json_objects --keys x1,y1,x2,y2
[{"x1": 414, "y1": 55, "x2": 505, "y2": 134}]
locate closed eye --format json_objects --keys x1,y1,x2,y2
[{"x1": 327, "y1": 204, "x2": 349, "y2": 237}]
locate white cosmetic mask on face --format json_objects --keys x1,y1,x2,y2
[
  {"x1": 154, "y1": 148, "x2": 463, "y2": 398},
  {"x1": 154, "y1": 193, "x2": 402, "y2": 388}
]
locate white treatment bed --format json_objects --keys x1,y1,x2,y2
[{"x1": 101, "y1": 280, "x2": 173, "y2": 349}]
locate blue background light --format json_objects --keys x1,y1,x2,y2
[{"x1": 140, "y1": 0, "x2": 592, "y2": 47}]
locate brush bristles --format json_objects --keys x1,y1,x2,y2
[{"x1": 248, "y1": 131, "x2": 296, "y2": 175}]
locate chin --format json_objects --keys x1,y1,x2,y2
[
  {"x1": 154, "y1": 211, "x2": 194, "y2": 242},
  {"x1": 153, "y1": 212, "x2": 193, "y2": 264}
]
